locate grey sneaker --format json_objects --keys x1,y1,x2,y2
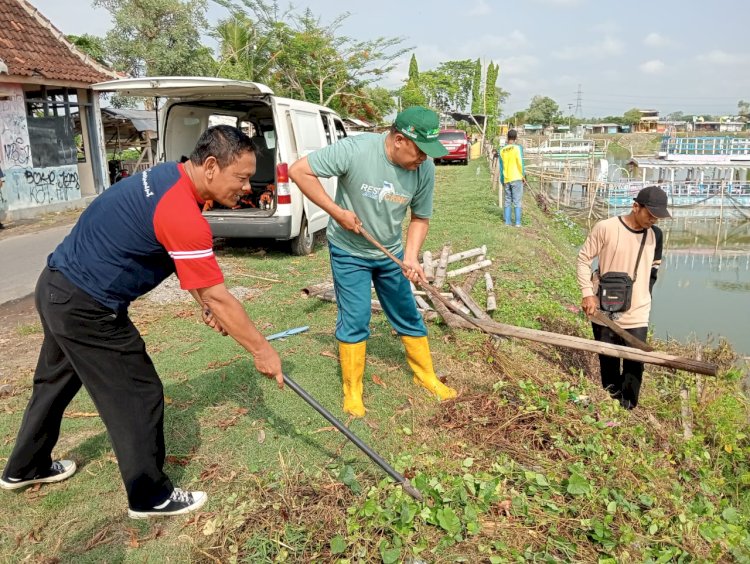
[
  {"x1": 128, "y1": 488, "x2": 207, "y2": 519},
  {"x1": 0, "y1": 460, "x2": 77, "y2": 490}
]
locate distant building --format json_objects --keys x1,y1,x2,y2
[
  {"x1": 636, "y1": 109, "x2": 659, "y2": 132},
  {"x1": 592, "y1": 123, "x2": 620, "y2": 134},
  {"x1": 522, "y1": 124, "x2": 543, "y2": 134}
]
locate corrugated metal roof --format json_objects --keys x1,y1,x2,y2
[{"x1": 102, "y1": 108, "x2": 157, "y2": 132}]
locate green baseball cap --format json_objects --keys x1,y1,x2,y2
[{"x1": 393, "y1": 106, "x2": 448, "y2": 158}]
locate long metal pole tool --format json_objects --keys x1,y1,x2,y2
[{"x1": 282, "y1": 373, "x2": 423, "y2": 501}]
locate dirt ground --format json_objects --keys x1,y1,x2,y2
[
  {"x1": 0, "y1": 208, "x2": 85, "y2": 388},
  {"x1": 0, "y1": 208, "x2": 83, "y2": 242},
  {"x1": 0, "y1": 295, "x2": 41, "y2": 394}
]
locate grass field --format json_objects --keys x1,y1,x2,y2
[{"x1": 0, "y1": 159, "x2": 747, "y2": 563}]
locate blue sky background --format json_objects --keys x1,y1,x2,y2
[{"x1": 30, "y1": 0, "x2": 750, "y2": 118}]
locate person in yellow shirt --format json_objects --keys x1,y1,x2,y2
[{"x1": 498, "y1": 129, "x2": 526, "y2": 226}]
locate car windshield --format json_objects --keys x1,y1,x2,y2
[{"x1": 439, "y1": 132, "x2": 466, "y2": 141}]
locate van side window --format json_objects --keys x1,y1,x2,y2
[
  {"x1": 333, "y1": 118, "x2": 347, "y2": 141},
  {"x1": 294, "y1": 111, "x2": 326, "y2": 155},
  {"x1": 321, "y1": 113, "x2": 334, "y2": 145}
]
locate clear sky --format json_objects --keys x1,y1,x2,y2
[{"x1": 28, "y1": 0, "x2": 750, "y2": 118}]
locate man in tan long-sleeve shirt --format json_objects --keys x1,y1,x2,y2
[{"x1": 577, "y1": 186, "x2": 669, "y2": 409}]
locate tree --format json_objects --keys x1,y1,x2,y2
[
  {"x1": 94, "y1": 0, "x2": 216, "y2": 78},
  {"x1": 419, "y1": 69, "x2": 454, "y2": 113},
  {"x1": 213, "y1": 2, "x2": 408, "y2": 119},
  {"x1": 435, "y1": 60, "x2": 474, "y2": 112},
  {"x1": 213, "y1": 12, "x2": 278, "y2": 83},
  {"x1": 470, "y1": 58, "x2": 482, "y2": 114},
  {"x1": 738, "y1": 100, "x2": 750, "y2": 116},
  {"x1": 525, "y1": 95, "x2": 561, "y2": 127},
  {"x1": 339, "y1": 86, "x2": 396, "y2": 123},
  {"x1": 622, "y1": 108, "x2": 642, "y2": 126},
  {"x1": 67, "y1": 34, "x2": 109, "y2": 66},
  {"x1": 400, "y1": 54, "x2": 426, "y2": 109},
  {"x1": 484, "y1": 62, "x2": 499, "y2": 139}
]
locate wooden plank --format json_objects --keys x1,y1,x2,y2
[{"x1": 355, "y1": 226, "x2": 717, "y2": 376}]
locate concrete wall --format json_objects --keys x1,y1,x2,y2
[{"x1": 0, "y1": 83, "x2": 88, "y2": 221}]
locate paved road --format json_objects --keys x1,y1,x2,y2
[{"x1": 0, "y1": 224, "x2": 73, "y2": 305}]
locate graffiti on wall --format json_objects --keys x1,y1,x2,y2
[
  {"x1": 1, "y1": 84, "x2": 82, "y2": 213},
  {"x1": 4, "y1": 165, "x2": 81, "y2": 208},
  {"x1": 0, "y1": 86, "x2": 31, "y2": 170}
]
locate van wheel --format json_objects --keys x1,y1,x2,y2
[{"x1": 290, "y1": 215, "x2": 315, "y2": 256}]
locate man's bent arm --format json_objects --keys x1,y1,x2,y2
[
  {"x1": 289, "y1": 157, "x2": 358, "y2": 231},
  {"x1": 196, "y1": 283, "x2": 283, "y2": 386}
]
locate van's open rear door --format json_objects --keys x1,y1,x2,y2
[{"x1": 91, "y1": 77, "x2": 274, "y2": 98}]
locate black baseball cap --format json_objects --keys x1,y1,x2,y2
[{"x1": 634, "y1": 185, "x2": 671, "y2": 218}]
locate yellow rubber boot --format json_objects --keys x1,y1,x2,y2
[
  {"x1": 339, "y1": 341, "x2": 367, "y2": 417},
  {"x1": 401, "y1": 336, "x2": 458, "y2": 400}
]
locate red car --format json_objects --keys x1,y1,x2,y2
[{"x1": 435, "y1": 129, "x2": 470, "y2": 165}]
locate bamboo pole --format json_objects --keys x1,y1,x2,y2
[
  {"x1": 356, "y1": 226, "x2": 718, "y2": 377},
  {"x1": 446, "y1": 259, "x2": 492, "y2": 279},
  {"x1": 301, "y1": 281, "x2": 334, "y2": 297}
]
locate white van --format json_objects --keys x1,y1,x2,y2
[{"x1": 91, "y1": 77, "x2": 348, "y2": 255}]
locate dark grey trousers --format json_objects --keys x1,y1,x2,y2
[
  {"x1": 2, "y1": 267, "x2": 172, "y2": 510},
  {"x1": 591, "y1": 322, "x2": 649, "y2": 409}
]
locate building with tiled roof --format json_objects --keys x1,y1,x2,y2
[{"x1": 0, "y1": 0, "x2": 119, "y2": 222}]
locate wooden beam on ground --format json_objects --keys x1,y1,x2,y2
[
  {"x1": 484, "y1": 273, "x2": 497, "y2": 312},
  {"x1": 447, "y1": 259, "x2": 492, "y2": 279},
  {"x1": 450, "y1": 284, "x2": 491, "y2": 320},
  {"x1": 422, "y1": 251, "x2": 435, "y2": 281},
  {"x1": 433, "y1": 245, "x2": 451, "y2": 289},
  {"x1": 460, "y1": 254, "x2": 488, "y2": 293},
  {"x1": 356, "y1": 226, "x2": 718, "y2": 377},
  {"x1": 447, "y1": 246, "x2": 487, "y2": 264}
]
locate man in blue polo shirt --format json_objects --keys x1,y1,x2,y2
[{"x1": 1, "y1": 126, "x2": 284, "y2": 518}]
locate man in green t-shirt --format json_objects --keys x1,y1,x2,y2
[{"x1": 289, "y1": 107, "x2": 458, "y2": 417}]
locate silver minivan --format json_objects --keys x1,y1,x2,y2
[{"x1": 92, "y1": 77, "x2": 348, "y2": 255}]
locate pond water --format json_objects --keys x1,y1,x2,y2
[{"x1": 650, "y1": 217, "x2": 750, "y2": 356}]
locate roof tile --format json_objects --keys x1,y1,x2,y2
[{"x1": 0, "y1": 0, "x2": 119, "y2": 84}]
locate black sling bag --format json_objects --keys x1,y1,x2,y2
[{"x1": 598, "y1": 229, "x2": 648, "y2": 314}]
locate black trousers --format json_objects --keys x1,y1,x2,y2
[
  {"x1": 591, "y1": 323, "x2": 649, "y2": 408},
  {"x1": 2, "y1": 267, "x2": 172, "y2": 510}
]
